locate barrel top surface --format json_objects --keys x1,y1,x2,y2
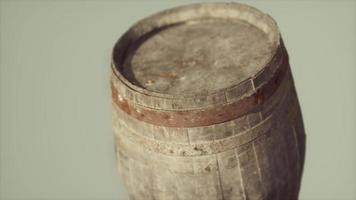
[
  {"x1": 112, "y1": 2, "x2": 282, "y2": 111},
  {"x1": 123, "y1": 18, "x2": 273, "y2": 95}
]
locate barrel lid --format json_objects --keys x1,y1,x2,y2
[
  {"x1": 124, "y1": 18, "x2": 272, "y2": 95},
  {"x1": 112, "y1": 2, "x2": 282, "y2": 111}
]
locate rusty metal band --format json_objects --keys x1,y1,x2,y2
[
  {"x1": 113, "y1": 114, "x2": 274, "y2": 157},
  {"x1": 111, "y1": 55, "x2": 289, "y2": 128}
]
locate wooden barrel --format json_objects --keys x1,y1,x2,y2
[{"x1": 111, "y1": 3, "x2": 306, "y2": 200}]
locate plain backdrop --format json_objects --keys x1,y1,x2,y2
[{"x1": 0, "y1": 0, "x2": 355, "y2": 199}]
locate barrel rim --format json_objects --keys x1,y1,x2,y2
[{"x1": 111, "y1": 2, "x2": 281, "y2": 109}]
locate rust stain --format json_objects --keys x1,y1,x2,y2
[
  {"x1": 111, "y1": 82, "x2": 131, "y2": 115},
  {"x1": 158, "y1": 71, "x2": 178, "y2": 78}
]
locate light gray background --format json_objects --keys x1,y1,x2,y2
[{"x1": 0, "y1": 0, "x2": 355, "y2": 199}]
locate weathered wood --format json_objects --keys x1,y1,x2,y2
[{"x1": 111, "y1": 2, "x2": 305, "y2": 200}]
